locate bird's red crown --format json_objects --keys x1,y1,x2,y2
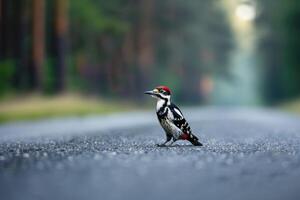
[{"x1": 156, "y1": 85, "x2": 171, "y2": 94}]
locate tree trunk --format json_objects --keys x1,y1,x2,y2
[
  {"x1": 0, "y1": 0, "x2": 13, "y2": 60},
  {"x1": 53, "y1": 0, "x2": 68, "y2": 92},
  {"x1": 32, "y1": 0, "x2": 45, "y2": 90},
  {"x1": 136, "y1": 0, "x2": 155, "y2": 95},
  {"x1": 0, "y1": 0, "x2": 4, "y2": 60},
  {"x1": 122, "y1": 31, "x2": 136, "y2": 97},
  {"x1": 12, "y1": 0, "x2": 28, "y2": 89},
  {"x1": 137, "y1": 0, "x2": 154, "y2": 67}
]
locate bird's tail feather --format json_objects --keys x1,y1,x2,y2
[{"x1": 188, "y1": 133, "x2": 202, "y2": 146}]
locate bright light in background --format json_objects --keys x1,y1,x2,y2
[
  {"x1": 212, "y1": 0, "x2": 261, "y2": 105},
  {"x1": 235, "y1": 3, "x2": 256, "y2": 21}
]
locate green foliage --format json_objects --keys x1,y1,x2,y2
[
  {"x1": 43, "y1": 58, "x2": 56, "y2": 94},
  {"x1": 70, "y1": 0, "x2": 129, "y2": 34},
  {"x1": 1, "y1": 0, "x2": 234, "y2": 104},
  {"x1": 153, "y1": 0, "x2": 234, "y2": 103},
  {"x1": 257, "y1": 0, "x2": 300, "y2": 103},
  {"x1": 0, "y1": 60, "x2": 15, "y2": 95}
]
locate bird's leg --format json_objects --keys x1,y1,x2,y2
[
  {"x1": 167, "y1": 141, "x2": 175, "y2": 146},
  {"x1": 166, "y1": 139, "x2": 177, "y2": 147},
  {"x1": 156, "y1": 140, "x2": 169, "y2": 147},
  {"x1": 156, "y1": 134, "x2": 172, "y2": 147}
]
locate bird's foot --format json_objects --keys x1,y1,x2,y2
[{"x1": 155, "y1": 143, "x2": 166, "y2": 147}]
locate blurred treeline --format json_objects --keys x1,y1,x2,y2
[
  {"x1": 2, "y1": 0, "x2": 300, "y2": 105},
  {"x1": 0, "y1": 0, "x2": 233, "y2": 103},
  {"x1": 257, "y1": 0, "x2": 300, "y2": 104}
]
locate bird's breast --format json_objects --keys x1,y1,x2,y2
[{"x1": 159, "y1": 117, "x2": 182, "y2": 139}]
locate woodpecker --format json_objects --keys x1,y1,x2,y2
[{"x1": 144, "y1": 86, "x2": 203, "y2": 147}]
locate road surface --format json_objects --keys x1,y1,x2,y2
[{"x1": 0, "y1": 107, "x2": 300, "y2": 200}]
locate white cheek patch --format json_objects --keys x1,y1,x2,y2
[
  {"x1": 160, "y1": 94, "x2": 166, "y2": 98},
  {"x1": 160, "y1": 93, "x2": 169, "y2": 99},
  {"x1": 151, "y1": 95, "x2": 159, "y2": 99}
]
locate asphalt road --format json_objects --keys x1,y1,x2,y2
[{"x1": 1, "y1": 108, "x2": 300, "y2": 200}]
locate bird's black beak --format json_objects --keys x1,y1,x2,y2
[{"x1": 144, "y1": 90, "x2": 154, "y2": 95}]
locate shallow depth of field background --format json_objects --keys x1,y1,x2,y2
[{"x1": 1, "y1": 0, "x2": 300, "y2": 122}]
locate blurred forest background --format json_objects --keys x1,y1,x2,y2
[{"x1": 1, "y1": 0, "x2": 300, "y2": 121}]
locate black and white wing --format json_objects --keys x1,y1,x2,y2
[
  {"x1": 168, "y1": 103, "x2": 195, "y2": 137},
  {"x1": 167, "y1": 103, "x2": 201, "y2": 145}
]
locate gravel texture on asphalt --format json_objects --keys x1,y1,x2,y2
[{"x1": 0, "y1": 108, "x2": 300, "y2": 200}]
